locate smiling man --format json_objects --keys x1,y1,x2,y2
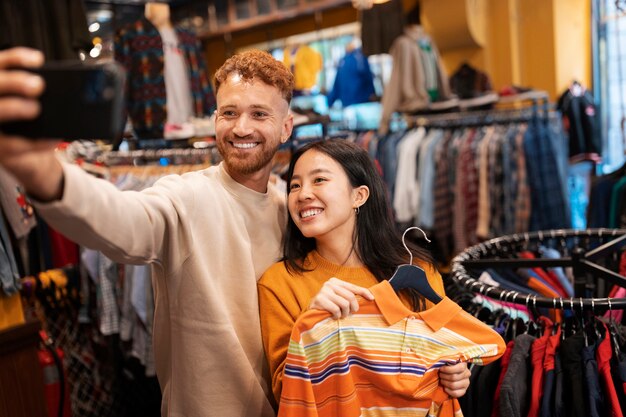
[{"x1": 0, "y1": 48, "x2": 293, "y2": 417}]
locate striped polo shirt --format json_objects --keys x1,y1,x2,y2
[{"x1": 279, "y1": 281, "x2": 506, "y2": 417}]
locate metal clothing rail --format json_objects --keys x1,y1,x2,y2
[
  {"x1": 406, "y1": 106, "x2": 558, "y2": 129},
  {"x1": 102, "y1": 147, "x2": 220, "y2": 166},
  {"x1": 450, "y1": 228, "x2": 626, "y2": 311}
]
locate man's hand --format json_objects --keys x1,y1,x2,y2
[
  {"x1": 0, "y1": 47, "x2": 45, "y2": 123},
  {"x1": 439, "y1": 362, "x2": 471, "y2": 398},
  {"x1": 0, "y1": 47, "x2": 64, "y2": 202}
]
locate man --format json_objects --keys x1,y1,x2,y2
[{"x1": 0, "y1": 47, "x2": 470, "y2": 417}]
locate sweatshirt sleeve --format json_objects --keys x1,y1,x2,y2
[{"x1": 34, "y1": 162, "x2": 195, "y2": 269}]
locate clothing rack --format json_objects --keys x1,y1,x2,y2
[
  {"x1": 102, "y1": 147, "x2": 220, "y2": 166},
  {"x1": 496, "y1": 90, "x2": 550, "y2": 105},
  {"x1": 450, "y1": 228, "x2": 626, "y2": 311},
  {"x1": 406, "y1": 104, "x2": 557, "y2": 129}
]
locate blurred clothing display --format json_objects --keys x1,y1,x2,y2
[
  {"x1": 450, "y1": 63, "x2": 493, "y2": 99},
  {"x1": 282, "y1": 44, "x2": 323, "y2": 92},
  {"x1": 114, "y1": 17, "x2": 215, "y2": 139},
  {"x1": 557, "y1": 81, "x2": 601, "y2": 159},
  {"x1": 380, "y1": 25, "x2": 453, "y2": 133},
  {"x1": 327, "y1": 47, "x2": 376, "y2": 107}
]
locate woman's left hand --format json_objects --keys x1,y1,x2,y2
[{"x1": 439, "y1": 362, "x2": 471, "y2": 398}]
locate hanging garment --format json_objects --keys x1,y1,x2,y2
[
  {"x1": 0, "y1": 167, "x2": 37, "y2": 239},
  {"x1": 0, "y1": 212, "x2": 20, "y2": 296},
  {"x1": 540, "y1": 324, "x2": 562, "y2": 417},
  {"x1": 582, "y1": 339, "x2": 606, "y2": 417},
  {"x1": 278, "y1": 280, "x2": 506, "y2": 417},
  {"x1": 528, "y1": 317, "x2": 554, "y2": 417},
  {"x1": 327, "y1": 47, "x2": 376, "y2": 108},
  {"x1": 561, "y1": 333, "x2": 588, "y2": 417},
  {"x1": 380, "y1": 25, "x2": 453, "y2": 133},
  {"x1": 556, "y1": 83, "x2": 601, "y2": 158},
  {"x1": 114, "y1": 18, "x2": 215, "y2": 139},
  {"x1": 158, "y1": 27, "x2": 194, "y2": 126},
  {"x1": 491, "y1": 340, "x2": 515, "y2": 417},
  {"x1": 499, "y1": 333, "x2": 536, "y2": 417},
  {"x1": 282, "y1": 44, "x2": 323, "y2": 92},
  {"x1": 597, "y1": 323, "x2": 625, "y2": 417},
  {"x1": 449, "y1": 63, "x2": 494, "y2": 99},
  {"x1": 523, "y1": 117, "x2": 571, "y2": 231}
]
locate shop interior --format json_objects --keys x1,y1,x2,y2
[{"x1": 1, "y1": 0, "x2": 626, "y2": 416}]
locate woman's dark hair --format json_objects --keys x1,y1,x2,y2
[{"x1": 282, "y1": 139, "x2": 433, "y2": 310}]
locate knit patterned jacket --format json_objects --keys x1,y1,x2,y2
[{"x1": 114, "y1": 18, "x2": 215, "y2": 139}]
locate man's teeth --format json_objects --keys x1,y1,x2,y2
[
  {"x1": 233, "y1": 142, "x2": 257, "y2": 149},
  {"x1": 301, "y1": 209, "x2": 322, "y2": 218}
]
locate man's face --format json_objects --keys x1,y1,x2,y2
[{"x1": 215, "y1": 74, "x2": 293, "y2": 178}]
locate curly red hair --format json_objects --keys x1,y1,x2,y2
[{"x1": 214, "y1": 50, "x2": 294, "y2": 104}]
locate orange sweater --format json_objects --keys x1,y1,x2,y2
[{"x1": 257, "y1": 250, "x2": 445, "y2": 403}]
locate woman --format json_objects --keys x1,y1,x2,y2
[{"x1": 258, "y1": 139, "x2": 471, "y2": 405}]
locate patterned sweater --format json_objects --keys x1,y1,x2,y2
[{"x1": 114, "y1": 18, "x2": 215, "y2": 139}]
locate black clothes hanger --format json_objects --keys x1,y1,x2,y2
[{"x1": 388, "y1": 227, "x2": 443, "y2": 304}]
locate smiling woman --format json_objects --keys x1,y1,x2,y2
[{"x1": 257, "y1": 139, "x2": 458, "y2": 404}]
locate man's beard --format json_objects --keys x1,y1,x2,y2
[{"x1": 217, "y1": 134, "x2": 280, "y2": 175}]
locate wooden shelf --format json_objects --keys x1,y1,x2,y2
[{"x1": 0, "y1": 321, "x2": 48, "y2": 417}]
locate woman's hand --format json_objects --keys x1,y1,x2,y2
[
  {"x1": 307, "y1": 277, "x2": 374, "y2": 319},
  {"x1": 439, "y1": 362, "x2": 471, "y2": 398}
]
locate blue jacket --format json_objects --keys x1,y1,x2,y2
[{"x1": 327, "y1": 48, "x2": 376, "y2": 108}]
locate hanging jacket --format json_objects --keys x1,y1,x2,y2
[
  {"x1": 380, "y1": 25, "x2": 453, "y2": 133},
  {"x1": 327, "y1": 47, "x2": 375, "y2": 107}
]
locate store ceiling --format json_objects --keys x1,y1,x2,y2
[{"x1": 85, "y1": 0, "x2": 201, "y2": 6}]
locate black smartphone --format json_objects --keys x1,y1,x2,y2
[{"x1": 0, "y1": 60, "x2": 126, "y2": 141}]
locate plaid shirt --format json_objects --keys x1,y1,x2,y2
[
  {"x1": 524, "y1": 119, "x2": 570, "y2": 230},
  {"x1": 432, "y1": 130, "x2": 455, "y2": 261},
  {"x1": 514, "y1": 124, "x2": 531, "y2": 233}
]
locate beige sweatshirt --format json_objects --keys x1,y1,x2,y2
[{"x1": 35, "y1": 162, "x2": 287, "y2": 417}]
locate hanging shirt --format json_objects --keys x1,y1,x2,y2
[
  {"x1": 278, "y1": 280, "x2": 506, "y2": 417},
  {"x1": 158, "y1": 27, "x2": 194, "y2": 126}
]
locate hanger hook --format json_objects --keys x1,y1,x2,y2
[
  {"x1": 401, "y1": 227, "x2": 431, "y2": 265},
  {"x1": 608, "y1": 297, "x2": 612, "y2": 314},
  {"x1": 591, "y1": 298, "x2": 595, "y2": 316}
]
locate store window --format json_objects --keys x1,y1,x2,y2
[{"x1": 595, "y1": 0, "x2": 626, "y2": 171}]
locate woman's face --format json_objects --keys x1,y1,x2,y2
[{"x1": 288, "y1": 149, "x2": 368, "y2": 245}]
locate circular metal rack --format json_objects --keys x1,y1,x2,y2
[{"x1": 450, "y1": 228, "x2": 626, "y2": 312}]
